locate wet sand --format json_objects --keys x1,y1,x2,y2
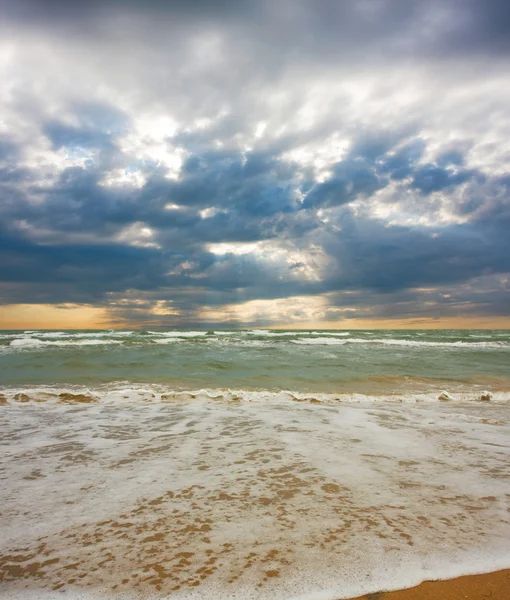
[
  {"x1": 2, "y1": 399, "x2": 510, "y2": 599},
  {"x1": 352, "y1": 569, "x2": 510, "y2": 600}
]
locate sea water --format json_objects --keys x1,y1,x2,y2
[{"x1": 1, "y1": 329, "x2": 510, "y2": 599}]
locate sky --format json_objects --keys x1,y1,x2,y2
[{"x1": 0, "y1": 0, "x2": 510, "y2": 329}]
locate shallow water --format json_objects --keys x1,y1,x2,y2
[{"x1": 1, "y1": 397, "x2": 510, "y2": 599}]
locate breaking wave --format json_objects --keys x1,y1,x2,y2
[
  {"x1": 2, "y1": 384, "x2": 509, "y2": 406},
  {"x1": 292, "y1": 337, "x2": 508, "y2": 348}
]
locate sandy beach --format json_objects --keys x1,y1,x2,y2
[
  {"x1": 352, "y1": 569, "x2": 510, "y2": 600},
  {"x1": 1, "y1": 390, "x2": 510, "y2": 599}
]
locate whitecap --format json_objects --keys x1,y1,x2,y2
[
  {"x1": 9, "y1": 338, "x2": 123, "y2": 349},
  {"x1": 147, "y1": 331, "x2": 208, "y2": 338},
  {"x1": 292, "y1": 337, "x2": 349, "y2": 345},
  {"x1": 292, "y1": 337, "x2": 508, "y2": 349},
  {"x1": 311, "y1": 331, "x2": 350, "y2": 336},
  {"x1": 10, "y1": 338, "x2": 46, "y2": 348}
]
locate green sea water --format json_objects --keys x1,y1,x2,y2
[{"x1": 1, "y1": 329, "x2": 509, "y2": 398}]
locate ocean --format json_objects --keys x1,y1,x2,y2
[{"x1": 1, "y1": 329, "x2": 510, "y2": 599}]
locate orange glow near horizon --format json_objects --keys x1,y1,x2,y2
[
  {"x1": 271, "y1": 316, "x2": 510, "y2": 330},
  {"x1": 0, "y1": 303, "x2": 509, "y2": 330},
  {"x1": 0, "y1": 304, "x2": 110, "y2": 330}
]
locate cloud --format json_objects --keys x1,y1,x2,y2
[{"x1": 0, "y1": 0, "x2": 509, "y2": 326}]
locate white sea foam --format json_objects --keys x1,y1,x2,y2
[
  {"x1": 151, "y1": 333, "x2": 215, "y2": 343},
  {"x1": 1, "y1": 392, "x2": 509, "y2": 599},
  {"x1": 69, "y1": 331, "x2": 135, "y2": 338},
  {"x1": 291, "y1": 337, "x2": 350, "y2": 345},
  {"x1": 31, "y1": 331, "x2": 69, "y2": 338},
  {"x1": 311, "y1": 331, "x2": 350, "y2": 336},
  {"x1": 2, "y1": 331, "x2": 508, "y2": 353},
  {"x1": 246, "y1": 330, "x2": 286, "y2": 337},
  {"x1": 9, "y1": 338, "x2": 47, "y2": 348},
  {"x1": 292, "y1": 337, "x2": 508, "y2": 348},
  {"x1": 9, "y1": 338, "x2": 123, "y2": 348},
  {"x1": 150, "y1": 331, "x2": 208, "y2": 338},
  {"x1": 244, "y1": 330, "x2": 350, "y2": 337},
  {"x1": 2, "y1": 384, "x2": 510, "y2": 405}
]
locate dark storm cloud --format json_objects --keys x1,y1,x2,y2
[
  {"x1": 303, "y1": 158, "x2": 384, "y2": 209},
  {"x1": 303, "y1": 134, "x2": 485, "y2": 209},
  {"x1": 2, "y1": 111, "x2": 510, "y2": 318},
  {"x1": 43, "y1": 104, "x2": 128, "y2": 153},
  {"x1": 2, "y1": 0, "x2": 510, "y2": 64},
  {"x1": 0, "y1": 225, "x2": 172, "y2": 288},
  {"x1": 0, "y1": 137, "x2": 19, "y2": 161},
  {"x1": 0, "y1": 136, "x2": 30, "y2": 185},
  {"x1": 160, "y1": 151, "x2": 299, "y2": 217},
  {"x1": 44, "y1": 122, "x2": 114, "y2": 153},
  {"x1": 410, "y1": 165, "x2": 482, "y2": 195},
  {"x1": 322, "y1": 209, "x2": 510, "y2": 293},
  {"x1": 0, "y1": 0, "x2": 243, "y2": 23}
]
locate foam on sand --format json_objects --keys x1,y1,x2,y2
[{"x1": 1, "y1": 392, "x2": 510, "y2": 599}]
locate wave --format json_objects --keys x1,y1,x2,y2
[
  {"x1": 292, "y1": 337, "x2": 351, "y2": 345},
  {"x1": 246, "y1": 330, "x2": 293, "y2": 337},
  {"x1": 292, "y1": 338, "x2": 508, "y2": 348},
  {"x1": 312, "y1": 331, "x2": 350, "y2": 336},
  {"x1": 70, "y1": 330, "x2": 135, "y2": 338},
  {"x1": 3, "y1": 335, "x2": 508, "y2": 352},
  {"x1": 245, "y1": 330, "x2": 351, "y2": 337},
  {"x1": 9, "y1": 338, "x2": 123, "y2": 348},
  {"x1": 27, "y1": 331, "x2": 69, "y2": 338},
  {"x1": 146, "y1": 331, "x2": 208, "y2": 338},
  {"x1": 2, "y1": 384, "x2": 509, "y2": 406},
  {"x1": 2, "y1": 330, "x2": 509, "y2": 353},
  {"x1": 0, "y1": 330, "x2": 136, "y2": 341}
]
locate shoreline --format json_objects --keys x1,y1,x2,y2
[
  {"x1": 2, "y1": 569, "x2": 509, "y2": 599},
  {"x1": 351, "y1": 569, "x2": 510, "y2": 600},
  {"x1": 2, "y1": 383, "x2": 510, "y2": 405},
  {"x1": 1, "y1": 389, "x2": 509, "y2": 599}
]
